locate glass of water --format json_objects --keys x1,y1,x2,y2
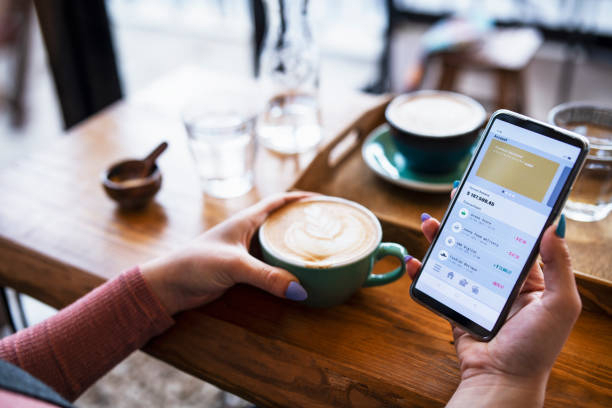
[
  {"x1": 183, "y1": 103, "x2": 257, "y2": 199},
  {"x1": 549, "y1": 103, "x2": 612, "y2": 222}
]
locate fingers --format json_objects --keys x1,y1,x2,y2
[
  {"x1": 520, "y1": 262, "x2": 545, "y2": 293},
  {"x1": 247, "y1": 191, "x2": 316, "y2": 226},
  {"x1": 540, "y1": 223, "x2": 575, "y2": 295},
  {"x1": 406, "y1": 213, "x2": 439, "y2": 280},
  {"x1": 405, "y1": 257, "x2": 422, "y2": 280},
  {"x1": 420, "y1": 214, "x2": 440, "y2": 243},
  {"x1": 404, "y1": 213, "x2": 440, "y2": 279},
  {"x1": 234, "y1": 256, "x2": 307, "y2": 301},
  {"x1": 256, "y1": 191, "x2": 315, "y2": 214},
  {"x1": 417, "y1": 184, "x2": 454, "y2": 244},
  {"x1": 539, "y1": 219, "x2": 581, "y2": 316}
]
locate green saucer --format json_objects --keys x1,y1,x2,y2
[{"x1": 361, "y1": 125, "x2": 473, "y2": 193}]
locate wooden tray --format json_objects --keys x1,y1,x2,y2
[{"x1": 292, "y1": 99, "x2": 612, "y2": 315}]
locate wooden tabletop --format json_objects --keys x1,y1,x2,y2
[{"x1": 0, "y1": 66, "x2": 610, "y2": 407}]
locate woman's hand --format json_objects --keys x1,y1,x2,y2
[
  {"x1": 141, "y1": 192, "x2": 312, "y2": 315},
  {"x1": 406, "y1": 198, "x2": 581, "y2": 407}
]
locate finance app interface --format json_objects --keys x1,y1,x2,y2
[{"x1": 415, "y1": 119, "x2": 580, "y2": 330}]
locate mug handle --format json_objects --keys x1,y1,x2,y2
[{"x1": 362, "y1": 242, "x2": 408, "y2": 287}]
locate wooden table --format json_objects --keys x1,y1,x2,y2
[{"x1": 0, "y1": 66, "x2": 610, "y2": 407}]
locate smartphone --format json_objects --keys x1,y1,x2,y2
[{"x1": 410, "y1": 110, "x2": 589, "y2": 341}]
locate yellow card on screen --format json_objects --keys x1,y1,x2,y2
[{"x1": 476, "y1": 139, "x2": 559, "y2": 202}]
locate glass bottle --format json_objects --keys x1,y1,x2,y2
[{"x1": 257, "y1": 0, "x2": 322, "y2": 154}]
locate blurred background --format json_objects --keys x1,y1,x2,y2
[
  {"x1": 2, "y1": 0, "x2": 611, "y2": 162},
  {"x1": 0, "y1": 0, "x2": 611, "y2": 406}
]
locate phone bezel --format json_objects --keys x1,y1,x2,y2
[{"x1": 409, "y1": 109, "x2": 589, "y2": 341}]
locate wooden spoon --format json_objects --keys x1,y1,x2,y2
[{"x1": 140, "y1": 141, "x2": 168, "y2": 178}]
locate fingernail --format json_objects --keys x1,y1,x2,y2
[
  {"x1": 404, "y1": 254, "x2": 413, "y2": 263},
  {"x1": 453, "y1": 180, "x2": 460, "y2": 188},
  {"x1": 285, "y1": 281, "x2": 308, "y2": 301},
  {"x1": 555, "y1": 214, "x2": 566, "y2": 238},
  {"x1": 421, "y1": 213, "x2": 431, "y2": 222}
]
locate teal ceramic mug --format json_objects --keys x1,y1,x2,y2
[
  {"x1": 385, "y1": 90, "x2": 486, "y2": 173},
  {"x1": 259, "y1": 196, "x2": 408, "y2": 307}
]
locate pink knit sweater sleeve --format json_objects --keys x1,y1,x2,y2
[{"x1": 0, "y1": 267, "x2": 174, "y2": 401}]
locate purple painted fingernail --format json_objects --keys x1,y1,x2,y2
[
  {"x1": 404, "y1": 254, "x2": 413, "y2": 263},
  {"x1": 285, "y1": 281, "x2": 308, "y2": 301},
  {"x1": 421, "y1": 213, "x2": 431, "y2": 222}
]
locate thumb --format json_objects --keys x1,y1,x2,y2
[
  {"x1": 234, "y1": 256, "x2": 308, "y2": 301},
  {"x1": 243, "y1": 191, "x2": 315, "y2": 226},
  {"x1": 539, "y1": 216, "x2": 581, "y2": 314}
]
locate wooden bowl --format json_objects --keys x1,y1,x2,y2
[{"x1": 102, "y1": 160, "x2": 162, "y2": 210}]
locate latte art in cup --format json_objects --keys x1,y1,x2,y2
[
  {"x1": 261, "y1": 199, "x2": 380, "y2": 267},
  {"x1": 387, "y1": 93, "x2": 484, "y2": 137},
  {"x1": 259, "y1": 196, "x2": 408, "y2": 307}
]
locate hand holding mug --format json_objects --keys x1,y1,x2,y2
[
  {"x1": 141, "y1": 192, "x2": 313, "y2": 315},
  {"x1": 260, "y1": 196, "x2": 408, "y2": 307}
]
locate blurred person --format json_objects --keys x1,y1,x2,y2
[{"x1": 0, "y1": 191, "x2": 580, "y2": 407}]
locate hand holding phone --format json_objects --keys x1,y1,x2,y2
[
  {"x1": 405, "y1": 212, "x2": 582, "y2": 406},
  {"x1": 410, "y1": 110, "x2": 588, "y2": 340},
  {"x1": 406, "y1": 110, "x2": 587, "y2": 404}
]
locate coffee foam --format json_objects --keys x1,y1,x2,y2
[
  {"x1": 388, "y1": 93, "x2": 483, "y2": 137},
  {"x1": 262, "y1": 199, "x2": 380, "y2": 268}
]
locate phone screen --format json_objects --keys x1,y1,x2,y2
[{"x1": 413, "y1": 114, "x2": 584, "y2": 334}]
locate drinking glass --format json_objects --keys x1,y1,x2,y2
[
  {"x1": 183, "y1": 103, "x2": 257, "y2": 199},
  {"x1": 549, "y1": 103, "x2": 612, "y2": 222}
]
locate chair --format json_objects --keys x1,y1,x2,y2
[
  {"x1": 432, "y1": 27, "x2": 542, "y2": 113},
  {"x1": 33, "y1": 0, "x2": 123, "y2": 129},
  {"x1": 0, "y1": 0, "x2": 32, "y2": 127}
]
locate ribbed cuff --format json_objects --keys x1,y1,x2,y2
[{"x1": 122, "y1": 267, "x2": 175, "y2": 334}]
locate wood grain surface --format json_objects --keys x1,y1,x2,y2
[{"x1": 0, "y1": 66, "x2": 610, "y2": 407}]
